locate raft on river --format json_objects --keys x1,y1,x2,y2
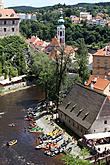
[{"x1": 7, "y1": 139, "x2": 17, "y2": 146}]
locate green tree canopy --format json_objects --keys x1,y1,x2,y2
[{"x1": 75, "y1": 38, "x2": 89, "y2": 84}]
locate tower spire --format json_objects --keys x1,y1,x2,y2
[
  {"x1": 0, "y1": 0, "x2": 4, "y2": 9},
  {"x1": 57, "y1": 9, "x2": 65, "y2": 45}
]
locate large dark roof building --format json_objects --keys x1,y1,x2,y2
[{"x1": 58, "y1": 83, "x2": 110, "y2": 137}]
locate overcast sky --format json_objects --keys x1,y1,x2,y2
[{"x1": 5, "y1": 0, "x2": 110, "y2": 7}]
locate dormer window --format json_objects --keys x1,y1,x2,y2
[
  {"x1": 70, "y1": 104, "x2": 77, "y2": 112},
  {"x1": 77, "y1": 109, "x2": 83, "y2": 117},
  {"x1": 65, "y1": 102, "x2": 71, "y2": 109},
  {"x1": 10, "y1": 13, "x2": 14, "y2": 17},
  {"x1": 82, "y1": 112, "x2": 89, "y2": 120}
]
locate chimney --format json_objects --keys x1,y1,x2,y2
[{"x1": 90, "y1": 82, "x2": 94, "y2": 90}]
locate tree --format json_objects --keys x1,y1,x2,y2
[
  {"x1": 54, "y1": 45, "x2": 72, "y2": 109},
  {"x1": 31, "y1": 52, "x2": 56, "y2": 100},
  {"x1": 0, "y1": 36, "x2": 28, "y2": 78},
  {"x1": 75, "y1": 38, "x2": 89, "y2": 84},
  {"x1": 31, "y1": 45, "x2": 72, "y2": 107},
  {"x1": 62, "y1": 154, "x2": 91, "y2": 165}
]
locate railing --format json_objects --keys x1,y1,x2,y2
[{"x1": 85, "y1": 153, "x2": 110, "y2": 164}]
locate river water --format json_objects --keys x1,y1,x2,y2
[{"x1": 0, "y1": 87, "x2": 63, "y2": 165}]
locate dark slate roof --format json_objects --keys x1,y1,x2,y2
[{"x1": 59, "y1": 83, "x2": 107, "y2": 129}]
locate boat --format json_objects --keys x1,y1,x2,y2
[
  {"x1": 8, "y1": 123, "x2": 16, "y2": 127},
  {"x1": 7, "y1": 139, "x2": 17, "y2": 146},
  {"x1": 29, "y1": 127, "x2": 43, "y2": 133},
  {"x1": 35, "y1": 144, "x2": 43, "y2": 149}
]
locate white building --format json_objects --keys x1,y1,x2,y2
[
  {"x1": 18, "y1": 13, "x2": 36, "y2": 21},
  {"x1": 80, "y1": 12, "x2": 92, "y2": 21},
  {"x1": 87, "y1": 19, "x2": 107, "y2": 27},
  {"x1": 0, "y1": 0, "x2": 4, "y2": 9}
]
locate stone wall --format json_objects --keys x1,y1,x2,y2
[{"x1": 58, "y1": 111, "x2": 88, "y2": 137}]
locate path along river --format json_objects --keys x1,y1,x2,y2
[{"x1": 0, "y1": 86, "x2": 63, "y2": 165}]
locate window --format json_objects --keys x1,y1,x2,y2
[
  {"x1": 65, "y1": 114, "x2": 66, "y2": 120},
  {"x1": 73, "y1": 122, "x2": 74, "y2": 126},
  {"x1": 69, "y1": 120, "x2": 70, "y2": 123},
  {"x1": 60, "y1": 31, "x2": 62, "y2": 36},
  {"x1": 4, "y1": 28, "x2": 6, "y2": 32},
  {"x1": 4, "y1": 20, "x2": 6, "y2": 24},
  {"x1": 12, "y1": 20, "x2": 15, "y2": 24},
  {"x1": 81, "y1": 128, "x2": 83, "y2": 132},
  {"x1": 12, "y1": 28, "x2": 14, "y2": 32},
  {"x1": 104, "y1": 120, "x2": 107, "y2": 124},
  {"x1": 96, "y1": 58, "x2": 100, "y2": 62},
  {"x1": 96, "y1": 71, "x2": 99, "y2": 75}
]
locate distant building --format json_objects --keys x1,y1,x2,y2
[
  {"x1": 85, "y1": 75, "x2": 110, "y2": 96},
  {"x1": 87, "y1": 18, "x2": 107, "y2": 27},
  {"x1": 18, "y1": 13, "x2": 36, "y2": 21},
  {"x1": 92, "y1": 46, "x2": 110, "y2": 79},
  {"x1": 107, "y1": 21, "x2": 110, "y2": 28},
  {"x1": 0, "y1": 0, "x2": 4, "y2": 9},
  {"x1": 18, "y1": 13, "x2": 26, "y2": 20},
  {"x1": 58, "y1": 83, "x2": 110, "y2": 137},
  {"x1": 0, "y1": 9, "x2": 20, "y2": 37},
  {"x1": 80, "y1": 12, "x2": 92, "y2": 21},
  {"x1": 27, "y1": 36, "x2": 49, "y2": 51},
  {"x1": 31, "y1": 14, "x2": 36, "y2": 20},
  {"x1": 45, "y1": 36, "x2": 76, "y2": 61},
  {"x1": 70, "y1": 15, "x2": 80, "y2": 24}
]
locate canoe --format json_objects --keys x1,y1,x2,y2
[
  {"x1": 8, "y1": 123, "x2": 16, "y2": 127},
  {"x1": 29, "y1": 127, "x2": 43, "y2": 133},
  {"x1": 7, "y1": 139, "x2": 17, "y2": 146}
]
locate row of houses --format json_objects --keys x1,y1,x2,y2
[{"x1": 70, "y1": 12, "x2": 109, "y2": 27}]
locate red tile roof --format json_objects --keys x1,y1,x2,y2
[
  {"x1": 85, "y1": 75, "x2": 110, "y2": 91},
  {"x1": 93, "y1": 48, "x2": 106, "y2": 56},
  {"x1": 29, "y1": 36, "x2": 36, "y2": 43},
  {"x1": 0, "y1": 9, "x2": 19, "y2": 19},
  {"x1": 34, "y1": 40, "x2": 44, "y2": 46}
]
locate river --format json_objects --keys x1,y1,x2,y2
[{"x1": 0, "y1": 86, "x2": 63, "y2": 165}]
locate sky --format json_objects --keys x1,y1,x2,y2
[{"x1": 5, "y1": 0, "x2": 110, "y2": 7}]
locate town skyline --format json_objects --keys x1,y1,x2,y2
[{"x1": 5, "y1": 0, "x2": 110, "y2": 7}]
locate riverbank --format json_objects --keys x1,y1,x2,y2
[
  {"x1": 0, "y1": 84, "x2": 36, "y2": 97},
  {"x1": 36, "y1": 114, "x2": 81, "y2": 156}
]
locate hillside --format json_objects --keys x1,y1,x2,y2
[{"x1": 9, "y1": 2, "x2": 110, "y2": 13}]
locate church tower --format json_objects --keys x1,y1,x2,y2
[
  {"x1": 0, "y1": 0, "x2": 4, "y2": 9},
  {"x1": 57, "y1": 9, "x2": 65, "y2": 45}
]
